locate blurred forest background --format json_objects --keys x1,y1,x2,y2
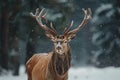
[{"x1": 0, "y1": 0, "x2": 120, "y2": 76}]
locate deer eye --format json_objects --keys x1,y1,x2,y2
[
  {"x1": 55, "y1": 41, "x2": 58, "y2": 44},
  {"x1": 60, "y1": 41, "x2": 63, "y2": 44}
]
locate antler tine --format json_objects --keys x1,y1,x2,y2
[
  {"x1": 30, "y1": 8, "x2": 47, "y2": 29},
  {"x1": 88, "y1": 8, "x2": 92, "y2": 18},
  {"x1": 30, "y1": 8, "x2": 58, "y2": 36},
  {"x1": 64, "y1": 20, "x2": 74, "y2": 35},
  {"x1": 35, "y1": 8, "x2": 39, "y2": 16},
  {"x1": 64, "y1": 27, "x2": 67, "y2": 33},
  {"x1": 30, "y1": 12, "x2": 36, "y2": 18},
  {"x1": 36, "y1": 8, "x2": 47, "y2": 29},
  {"x1": 50, "y1": 22, "x2": 57, "y2": 34},
  {"x1": 67, "y1": 8, "x2": 92, "y2": 34},
  {"x1": 38, "y1": 8, "x2": 46, "y2": 18},
  {"x1": 30, "y1": 8, "x2": 40, "y2": 18}
]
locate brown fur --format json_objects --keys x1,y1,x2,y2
[{"x1": 26, "y1": 44, "x2": 71, "y2": 80}]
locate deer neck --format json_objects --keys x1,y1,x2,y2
[{"x1": 49, "y1": 45, "x2": 71, "y2": 77}]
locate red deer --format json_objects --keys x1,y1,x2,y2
[{"x1": 26, "y1": 8, "x2": 92, "y2": 80}]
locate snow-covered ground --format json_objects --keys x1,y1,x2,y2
[{"x1": 0, "y1": 66, "x2": 120, "y2": 80}]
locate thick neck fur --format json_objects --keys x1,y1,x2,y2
[{"x1": 49, "y1": 44, "x2": 71, "y2": 77}]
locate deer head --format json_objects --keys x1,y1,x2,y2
[{"x1": 30, "y1": 8, "x2": 92, "y2": 55}]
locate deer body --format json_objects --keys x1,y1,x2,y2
[
  {"x1": 26, "y1": 8, "x2": 91, "y2": 80},
  {"x1": 27, "y1": 43, "x2": 71, "y2": 80},
  {"x1": 27, "y1": 53, "x2": 70, "y2": 80}
]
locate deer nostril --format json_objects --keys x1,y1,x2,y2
[{"x1": 57, "y1": 46, "x2": 61, "y2": 50}]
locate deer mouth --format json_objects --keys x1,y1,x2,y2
[
  {"x1": 57, "y1": 49, "x2": 61, "y2": 53},
  {"x1": 56, "y1": 49, "x2": 62, "y2": 54}
]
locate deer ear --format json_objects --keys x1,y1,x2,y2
[
  {"x1": 45, "y1": 33, "x2": 56, "y2": 42},
  {"x1": 67, "y1": 33, "x2": 76, "y2": 42}
]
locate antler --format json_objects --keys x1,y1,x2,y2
[
  {"x1": 64, "y1": 8, "x2": 92, "y2": 35},
  {"x1": 30, "y1": 8, "x2": 58, "y2": 36}
]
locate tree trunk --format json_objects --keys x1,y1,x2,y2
[{"x1": 1, "y1": 5, "x2": 9, "y2": 70}]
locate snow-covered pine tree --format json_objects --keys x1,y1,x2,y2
[{"x1": 92, "y1": 0, "x2": 120, "y2": 67}]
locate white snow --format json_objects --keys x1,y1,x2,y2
[
  {"x1": 0, "y1": 66, "x2": 120, "y2": 80},
  {"x1": 69, "y1": 67, "x2": 120, "y2": 80}
]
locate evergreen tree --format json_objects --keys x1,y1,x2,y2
[{"x1": 92, "y1": 0, "x2": 120, "y2": 67}]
